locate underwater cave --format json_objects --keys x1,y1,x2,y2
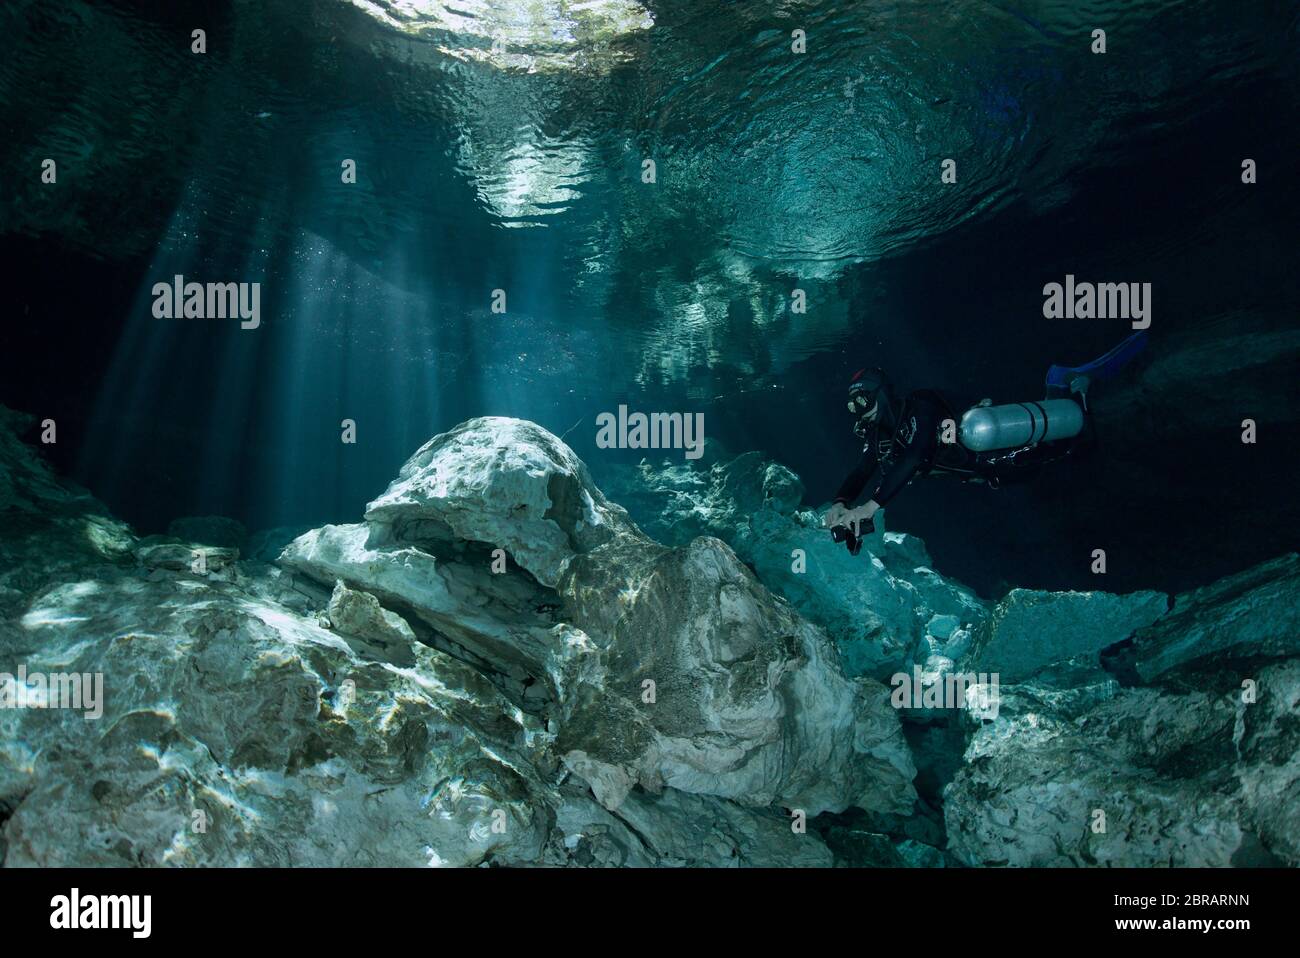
[{"x1": 0, "y1": 0, "x2": 1298, "y2": 915}]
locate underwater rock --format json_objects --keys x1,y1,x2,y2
[
  {"x1": 896, "y1": 839, "x2": 950, "y2": 868},
  {"x1": 3, "y1": 583, "x2": 557, "y2": 866},
  {"x1": 284, "y1": 417, "x2": 918, "y2": 817},
  {"x1": 0, "y1": 407, "x2": 136, "y2": 587},
  {"x1": 325, "y1": 579, "x2": 417, "y2": 648},
  {"x1": 1131, "y1": 553, "x2": 1300, "y2": 682},
  {"x1": 819, "y1": 826, "x2": 907, "y2": 867},
  {"x1": 0, "y1": 412, "x2": 559, "y2": 866},
  {"x1": 134, "y1": 539, "x2": 238, "y2": 573},
  {"x1": 364, "y1": 417, "x2": 644, "y2": 589},
  {"x1": 815, "y1": 798, "x2": 955, "y2": 868},
  {"x1": 554, "y1": 534, "x2": 916, "y2": 815},
  {"x1": 1095, "y1": 312, "x2": 1300, "y2": 452},
  {"x1": 943, "y1": 657, "x2": 1300, "y2": 866},
  {"x1": 279, "y1": 520, "x2": 577, "y2": 703},
  {"x1": 0, "y1": 405, "x2": 137, "y2": 625},
  {"x1": 1233, "y1": 658, "x2": 1300, "y2": 864},
  {"x1": 1083, "y1": 310, "x2": 1300, "y2": 588},
  {"x1": 5, "y1": 404, "x2": 1296, "y2": 868},
  {"x1": 601, "y1": 787, "x2": 833, "y2": 868},
  {"x1": 546, "y1": 782, "x2": 833, "y2": 867},
  {"x1": 0, "y1": 489, "x2": 554, "y2": 865},
  {"x1": 546, "y1": 786, "x2": 660, "y2": 867},
  {"x1": 962, "y1": 588, "x2": 1167, "y2": 683},
  {"x1": 602, "y1": 452, "x2": 988, "y2": 680},
  {"x1": 0, "y1": 407, "x2": 106, "y2": 519},
  {"x1": 819, "y1": 827, "x2": 954, "y2": 868}
]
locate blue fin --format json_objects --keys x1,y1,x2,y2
[{"x1": 1046, "y1": 331, "x2": 1148, "y2": 389}]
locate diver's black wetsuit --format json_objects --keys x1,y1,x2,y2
[
  {"x1": 834, "y1": 388, "x2": 1086, "y2": 507},
  {"x1": 835, "y1": 390, "x2": 964, "y2": 507}
]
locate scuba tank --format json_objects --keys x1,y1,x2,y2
[{"x1": 958, "y1": 398, "x2": 1084, "y2": 452}]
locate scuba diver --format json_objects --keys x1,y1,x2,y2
[{"x1": 824, "y1": 331, "x2": 1147, "y2": 554}]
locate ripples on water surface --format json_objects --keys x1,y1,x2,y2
[
  {"x1": 1, "y1": 0, "x2": 1297, "y2": 590},
  {"x1": 4, "y1": 1, "x2": 1295, "y2": 384}
]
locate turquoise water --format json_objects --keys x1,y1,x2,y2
[{"x1": 1, "y1": 0, "x2": 1298, "y2": 594}]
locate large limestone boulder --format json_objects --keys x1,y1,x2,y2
[
  {"x1": 600, "y1": 451, "x2": 988, "y2": 680},
  {"x1": 3, "y1": 577, "x2": 556, "y2": 867},
  {"x1": 554, "y1": 535, "x2": 914, "y2": 813},
  {"x1": 962, "y1": 588, "x2": 1168, "y2": 682},
  {"x1": 364, "y1": 418, "x2": 643, "y2": 588},
  {"x1": 282, "y1": 417, "x2": 917, "y2": 817},
  {"x1": 943, "y1": 555, "x2": 1300, "y2": 868},
  {"x1": 0, "y1": 418, "x2": 554, "y2": 866},
  {"x1": 7, "y1": 401, "x2": 1294, "y2": 869},
  {"x1": 1131, "y1": 553, "x2": 1300, "y2": 682},
  {"x1": 1, "y1": 407, "x2": 877, "y2": 867}
]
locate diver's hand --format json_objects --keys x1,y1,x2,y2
[
  {"x1": 823, "y1": 502, "x2": 850, "y2": 529},
  {"x1": 843, "y1": 500, "x2": 880, "y2": 535}
]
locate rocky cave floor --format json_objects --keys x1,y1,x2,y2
[{"x1": 0, "y1": 404, "x2": 1296, "y2": 867}]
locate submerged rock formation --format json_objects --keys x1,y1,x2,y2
[
  {"x1": 944, "y1": 655, "x2": 1300, "y2": 866},
  {"x1": 964, "y1": 588, "x2": 1168, "y2": 683},
  {"x1": 605, "y1": 449, "x2": 1300, "y2": 867},
  {"x1": 1130, "y1": 554, "x2": 1300, "y2": 683},
  {"x1": 281, "y1": 419, "x2": 916, "y2": 817},
  {"x1": 0, "y1": 409, "x2": 913, "y2": 867},
  {"x1": 1, "y1": 408, "x2": 1296, "y2": 867},
  {"x1": 601, "y1": 451, "x2": 988, "y2": 681}
]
